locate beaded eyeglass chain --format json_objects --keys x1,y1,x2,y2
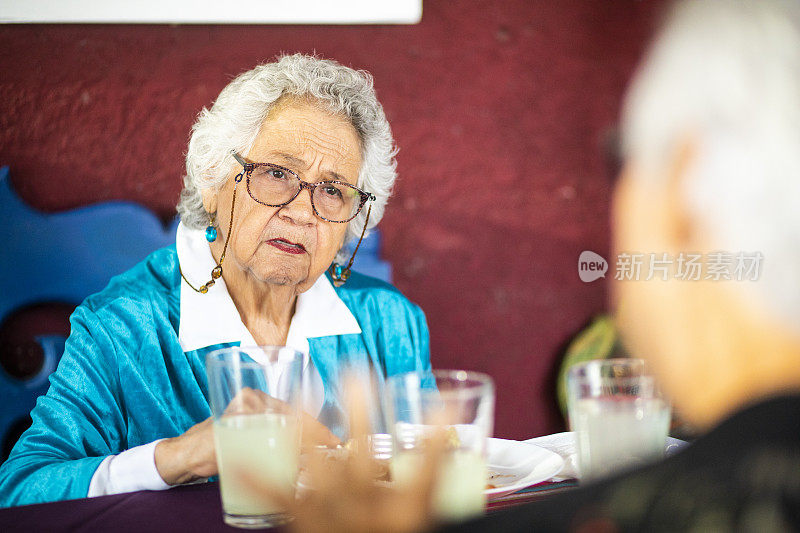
[
  {"x1": 328, "y1": 203, "x2": 372, "y2": 286},
  {"x1": 179, "y1": 170, "x2": 243, "y2": 294}
]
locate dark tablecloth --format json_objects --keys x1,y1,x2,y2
[
  {"x1": 0, "y1": 480, "x2": 577, "y2": 532},
  {"x1": 0, "y1": 482, "x2": 246, "y2": 533}
]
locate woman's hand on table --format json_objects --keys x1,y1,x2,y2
[
  {"x1": 154, "y1": 387, "x2": 340, "y2": 486},
  {"x1": 155, "y1": 418, "x2": 217, "y2": 486}
]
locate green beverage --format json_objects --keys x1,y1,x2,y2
[
  {"x1": 386, "y1": 370, "x2": 495, "y2": 523},
  {"x1": 207, "y1": 346, "x2": 304, "y2": 528},
  {"x1": 572, "y1": 396, "x2": 670, "y2": 480},
  {"x1": 567, "y1": 359, "x2": 671, "y2": 482},
  {"x1": 214, "y1": 413, "x2": 298, "y2": 518},
  {"x1": 392, "y1": 449, "x2": 487, "y2": 520}
]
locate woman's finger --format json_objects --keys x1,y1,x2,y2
[
  {"x1": 342, "y1": 374, "x2": 377, "y2": 484},
  {"x1": 343, "y1": 374, "x2": 373, "y2": 440},
  {"x1": 301, "y1": 413, "x2": 341, "y2": 449}
]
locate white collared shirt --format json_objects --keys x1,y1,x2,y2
[{"x1": 88, "y1": 222, "x2": 361, "y2": 497}]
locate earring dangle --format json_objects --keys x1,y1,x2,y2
[
  {"x1": 179, "y1": 170, "x2": 243, "y2": 294},
  {"x1": 329, "y1": 204, "x2": 373, "y2": 287},
  {"x1": 205, "y1": 213, "x2": 218, "y2": 243},
  {"x1": 330, "y1": 262, "x2": 348, "y2": 284}
]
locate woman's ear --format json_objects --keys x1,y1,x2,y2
[
  {"x1": 662, "y1": 135, "x2": 698, "y2": 252},
  {"x1": 611, "y1": 134, "x2": 698, "y2": 269}
]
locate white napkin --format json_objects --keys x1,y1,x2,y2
[
  {"x1": 523, "y1": 432, "x2": 580, "y2": 481},
  {"x1": 524, "y1": 432, "x2": 688, "y2": 481}
]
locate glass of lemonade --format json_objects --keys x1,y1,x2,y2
[
  {"x1": 385, "y1": 370, "x2": 495, "y2": 522},
  {"x1": 206, "y1": 346, "x2": 304, "y2": 529},
  {"x1": 567, "y1": 358, "x2": 671, "y2": 482}
]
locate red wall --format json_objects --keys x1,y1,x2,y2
[{"x1": 0, "y1": 1, "x2": 662, "y2": 439}]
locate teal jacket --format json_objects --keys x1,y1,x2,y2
[{"x1": 0, "y1": 246, "x2": 431, "y2": 507}]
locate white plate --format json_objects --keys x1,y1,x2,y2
[
  {"x1": 484, "y1": 438, "x2": 564, "y2": 500},
  {"x1": 298, "y1": 436, "x2": 565, "y2": 501}
]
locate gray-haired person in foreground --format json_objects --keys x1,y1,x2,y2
[{"x1": 260, "y1": 1, "x2": 800, "y2": 531}]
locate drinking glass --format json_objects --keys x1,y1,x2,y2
[
  {"x1": 384, "y1": 370, "x2": 495, "y2": 521},
  {"x1": 567, "y1": 358, "x2": 671, "y2": 482},
  {"x1": 206, "y1": 346, "x2": 304, "y2": 529}
]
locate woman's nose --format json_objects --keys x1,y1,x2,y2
[{"x1": 279, "y1": 188, "x2": 316, "y2": 225}]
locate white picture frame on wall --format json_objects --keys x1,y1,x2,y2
[{"x1": 0, "y1": 0, "x2": 423, "y2": 24}]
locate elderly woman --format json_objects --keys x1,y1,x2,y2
[{"x1": 0, "y1": 54, "x2": 431, "y2": 507}]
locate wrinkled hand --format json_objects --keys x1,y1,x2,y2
[
  {"x1": 155, "y1": 387, "x2": 340, "y2": 486},
  {"x1": 155, "y1": 417, "x2": 217, "y2": 486},
  {"x1": 242, "y1": 377, "x2": 446, "y2": 533}
]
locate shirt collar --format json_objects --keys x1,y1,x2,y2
[{"x1": 175, "y1": 222, "x2": 361, "y2": 354}]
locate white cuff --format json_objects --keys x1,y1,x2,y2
[{"x1": 88, "y1": 440, "x2": 172, "y2": 497}]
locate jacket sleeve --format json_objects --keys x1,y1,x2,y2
[
  {"x1": 0, "y1": 304, "x2": 127, "y2": 507},
  {"x1": 380, "y1": 296, "x2": 432, "y2": 379},
  {"x1": 409, "y1": 302, "x2": 432, "y2": 375}
]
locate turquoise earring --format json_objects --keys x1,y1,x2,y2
[
  {"x1": 330, "y1": 263, "x2": 347, "y2": 283},
  {"x1": 205, "y1": 213, "x2": 218, "y2": 243},
  {"x1": 329, "y1": 204, "x2": 373, "y2": 287}
]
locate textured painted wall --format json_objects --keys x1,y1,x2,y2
[{"x1": 0, "y1": 0, "x2": 662, "y2": 439}]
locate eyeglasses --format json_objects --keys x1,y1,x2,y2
[{"x1": 231, "y1": 152, "x2": 375, "y2": 223}]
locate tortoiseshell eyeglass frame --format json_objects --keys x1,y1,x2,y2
[{"x1": 231, "y1": 151, "x2": 375, "y2": 223}]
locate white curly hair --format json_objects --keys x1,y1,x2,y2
[
  {"x1": 622, "y1": 0, "x2": 800, "y2": 332},
  {"x1": 177, "y1": 53, "x2": 398, "y2": 261}
]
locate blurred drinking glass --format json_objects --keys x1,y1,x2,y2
[
  {"x1": 206, "y1": 346, "x2": 304, "y2": 529},
  {"x1": 385, "y1": 370, "x2": 495, "y2": 521},
  {"x1": 567, "y1": 358, "x2": 671, "y2": 482}
]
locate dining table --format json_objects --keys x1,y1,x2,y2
[{"x1": 0, "y1": 478, "x2": 579, "y2": 532}]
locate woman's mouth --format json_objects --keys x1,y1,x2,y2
[{"x1": 267, "y1": 238, "x2": 307, "y2": 255}]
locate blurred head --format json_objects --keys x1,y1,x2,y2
[
  {"x1": 613, "y1": 0, "x2": 800, "y2": 427},
  {"x1": 178, "y1": 54, "x2": 398, "y2": 269}
]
